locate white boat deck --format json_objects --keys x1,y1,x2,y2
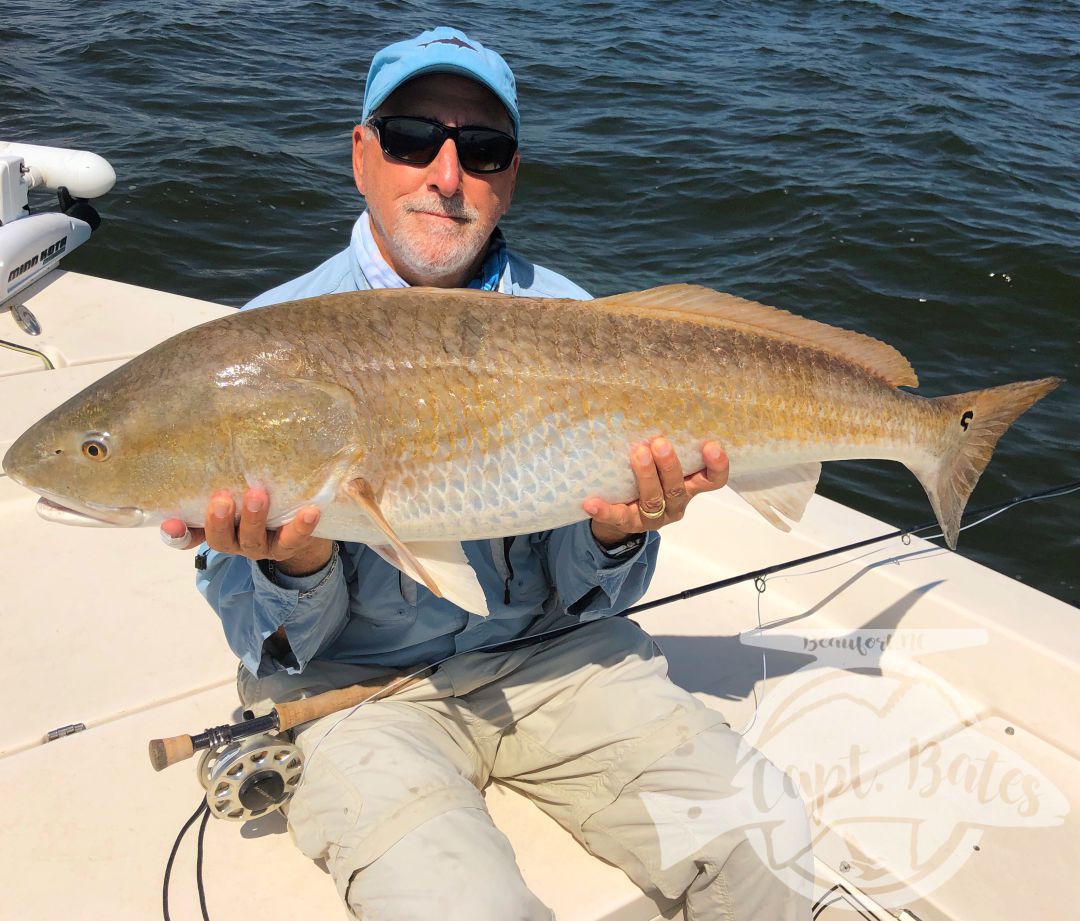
[{"x1": 2, "y1": 271, "x2": 1076, "y2": 920}]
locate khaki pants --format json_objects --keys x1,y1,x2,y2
[{"x1": 239, "y1": 617, "x2": 813, "y2": 920}]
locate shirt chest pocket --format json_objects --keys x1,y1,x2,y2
[
  {"x1": 346, "y1": 556, "x2": 421, "y2": 650},
  {"x1": 492, "y1": 537, "x2": 554, "y2": 609}
]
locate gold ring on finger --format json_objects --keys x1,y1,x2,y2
[{"x1": 639, "y1": 498, "x2": 667, "y2": 520}]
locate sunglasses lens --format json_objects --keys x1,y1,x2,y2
[
  {"x1": 457, "y1": 130, "x2": 517, "y2": 173},
  {"x1": 379, "y1": 118, "x2": 443, "y2": 164},
  {"x1": 373, "y1": 118, "x2": 517, "y2": 173}
]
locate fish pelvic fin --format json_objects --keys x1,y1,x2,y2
[
  {"x1": 343, "y1": 477, "x2": 491, "y2": 617},
  {"x1": 914, "y1": 377, "x2": 1062, "y2": 550},
  {"x1": 368, "y1": 540, "x2": 491, "y2": 618}
]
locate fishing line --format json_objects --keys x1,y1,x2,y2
[
  {"x1": 751, "y1": 491, "x2": 1049, "y2": 589},
  {"x1": 299, "y1": 477, "x2": 1080, "y2": 779},
  {"x1": 165, "y1": 478, "x2": 1077, "y2": 918},
  {"x1": 623, "y1": 478, "x2": 1079, "y2": 618},
  {"x1": 685, "y1": 479, "x2": 1078, "y2": 737},
  {"x1": 903, "y1": 493, "x2": 1035, "y2": 545},
  {"x1": 195, "y1": 804, "x2": 211, "y2": 920},
  {"x1": 734, "y1": 579, "x2": 769, "y2": 738}
]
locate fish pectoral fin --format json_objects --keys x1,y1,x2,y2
[
  {"x1": 727, "y1": 463, "x2": 822, "y2": 531},
  {"x1": 292, "y1": 377, "x2": 361, "y2": 414},
  {"x1": 342, "y1": 478, "x2": 490, "y2": 617}
]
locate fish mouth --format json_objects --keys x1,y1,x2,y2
[{"x1": 34, "y1": 495, "x2": 147, "y2": 528}]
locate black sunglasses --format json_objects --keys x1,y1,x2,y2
[{"x1": 367, "y1": 115, "x2": 518, "y2": 174}]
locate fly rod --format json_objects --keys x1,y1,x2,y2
[
  {"x1": 148, "y1": 673, "x2": 429, "y2": 771},
  {"x1": 148, "y1": 477, "x2": 1078, "y2": 771}
]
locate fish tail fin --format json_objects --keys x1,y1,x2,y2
[{"x1": 911, "y1": 377, "x2": 1062, "y2": 549}]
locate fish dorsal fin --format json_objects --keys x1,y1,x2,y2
[
  {"x1": 594, "y1": 284, "x2": 918, "y2": 389},
  {"x1": 727, "y1": 462, "x2": 822, "y2": 531}
]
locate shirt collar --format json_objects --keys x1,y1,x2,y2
[
  {"x1": 353, "y1": 211, "x2": 409, "y2": 289},
  {"x1": 352, "y1": 211, "x2": 509, "y2": 292}
]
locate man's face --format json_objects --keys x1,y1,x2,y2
[{"x1": 353, "y1": 74, "x2": 520, "y2": 287}]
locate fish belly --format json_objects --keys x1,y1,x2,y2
[
  {"x1": 314, "y1": 387, "x2": 933, "y2": 544},
  {"x1": 315, "y1": 410, "x2": 646, "y2": 542}
]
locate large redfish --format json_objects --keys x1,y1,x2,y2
[{"x1": 2, "y1": 284, "x2": 1061, "y2": 615}]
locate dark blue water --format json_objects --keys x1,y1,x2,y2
[{"x1": 2, "y1": 0, "x2": 1077, "y2": 601}]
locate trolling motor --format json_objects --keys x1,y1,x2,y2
[
  {"x1": 0, "y1": 142, "x2": 116, "y2": 304},
  {"x1": 149, "y1": 672, "x2": 428, "y2": 821}
]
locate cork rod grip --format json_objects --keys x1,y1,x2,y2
[
  {"x1": 148, "y1": 734, "x2": 195, "y2": 772},
  {"x1": 275, "y1": 674, "x2": 423, "y2": 731}
]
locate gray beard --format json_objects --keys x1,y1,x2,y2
[{"x1": 374, "y1": 199, "x2": 488, "y2": 284}]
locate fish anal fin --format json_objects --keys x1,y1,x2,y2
[
  {"x1": 727, "y1": 462, "x2": 822, "y2": 531},
  {"x1": 342, "y1": 478, "x2": 490, "y2": 617},
  {"x1": 595, "y1": 285, "x2": 918, "y2": 389}
]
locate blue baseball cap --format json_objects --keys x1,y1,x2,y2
[{"x1": 361, "y1": 27, "x2": 520, "y2": 138}]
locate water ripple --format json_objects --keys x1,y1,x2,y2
[{"x1": 2, "y1": 0, "x2": 1077, "y2": 600}]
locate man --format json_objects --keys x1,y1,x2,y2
[{"x1": 162, "y1": 27, "x2": 812, "y2": 920}]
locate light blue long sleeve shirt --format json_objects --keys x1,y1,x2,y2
[{"x1": 198, "y1": 214, "x2": 658, "y2": 677}]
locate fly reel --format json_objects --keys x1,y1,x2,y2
[{"x1": 197, "y1": 732, "x2": 303, "y2": 822}]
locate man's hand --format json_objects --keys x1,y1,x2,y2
[
  {"x1": 160, "y1": 488, "x2": 331, "y2": 576},
  {"x1": 584, "y1": 439, "x2": 729, "y2": 548}
]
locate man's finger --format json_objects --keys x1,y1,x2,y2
[
  {"x1": 651, "y1": 437, "x2": 688, "y2": 516},
  {"x1": 236, "y1": 488, "x2": 271, "y2": 558},
  {"x1": 633, "y1": 443, "x2": 666, "y2": 524},
  {"x1": 685, "y1": 442, "x2": 729, "y2": 497},
  {"x1": 583, "y1": 498, "x2": 638, "y2": 536},
  {"x1": 160, "y1": 519, "x2": 204, "y2": 550},
  {"x1": 271, "y1": 506, "x2": 322, "y2": 558},
  {"x1": 204, "y1": 492, "x2": 240, "y2": 553}
]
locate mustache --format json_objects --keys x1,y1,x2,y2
[{"x1": 402, "y1": 197, "x2": 478, "y2": 221}]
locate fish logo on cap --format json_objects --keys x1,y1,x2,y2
[{"x1": 420, "y1": 37, "x2": 475, "y2": 51}]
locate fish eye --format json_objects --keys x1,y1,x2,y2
[{"x1": 81, "y1": 437, "x2": 110, "y2": 461}]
